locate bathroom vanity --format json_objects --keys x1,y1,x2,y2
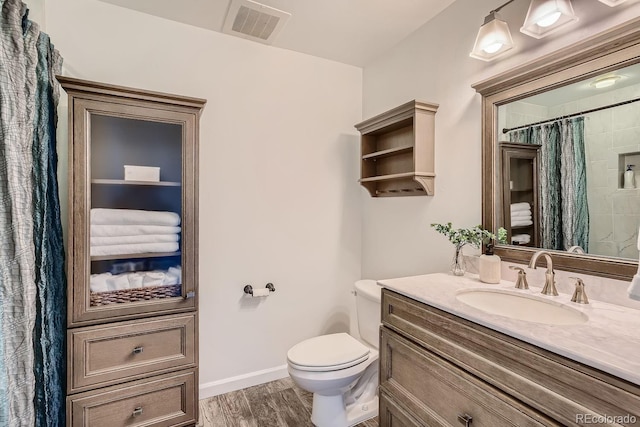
[{"x1": 378, "y1": 274, "x2": 640, "y2": 427}]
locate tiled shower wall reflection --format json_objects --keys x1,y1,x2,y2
[{"x1": 501, "y1": 83, "x2": 640, "y2": 260}]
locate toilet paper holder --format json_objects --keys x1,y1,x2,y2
[{"x1": 244, "y1": 283, "x2": 276, "y2": 295}]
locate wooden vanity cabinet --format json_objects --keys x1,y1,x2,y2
[
  {"x1": 379, "y1": 289, "x2": 640, "y2": 427},
  {"x1": 59, "y1": 76, "x2": 205, "y2": 427}
]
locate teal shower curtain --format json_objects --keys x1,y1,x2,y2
[
  {"x1": 0, "y1": 0, "x2": 65, "y2": 426},
  {"x1": 509, "y1": 117, "x2": 589, "y2": 252}
]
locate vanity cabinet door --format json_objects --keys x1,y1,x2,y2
[
  {"x1": 66, "y1": 94, "x2": 201, "y2": 327},
  {"x1": 379, "y1": 390, "x2": 423, "y2": 427},
  {"x1": 380, "y1": 328, "x2": 549, "y2": 427}
]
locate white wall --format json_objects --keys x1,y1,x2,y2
[
  {"x1": 361, "y1": 0, "x2": 640, "y2": 280},
  {"x1": 45, "y1": 0, "x2": 363, "y2": 395}
]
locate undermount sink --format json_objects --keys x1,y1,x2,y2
[{"x1": 456, "y1": 289, "x2": 588, "y2": 325}]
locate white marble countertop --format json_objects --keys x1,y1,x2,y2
[{"x1": 378, "y1": 272, "x2": 640, "y2": 386}]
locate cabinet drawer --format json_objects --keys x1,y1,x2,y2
[
  {"x1": 380, "y1": 328, "x2": 548, "y2": 427},
  {"x1": 379, "y1": 389, "x2": 423, "y2": 427},
  {"x1": 382, "y1": 289, "x2": 640, "y2": 426},
  {"x1": 69, "y1": 313, "x2": 196, "y2": 392},
  {"x1": 68, "y1": 369, "x2": 196, "y2": 427}
]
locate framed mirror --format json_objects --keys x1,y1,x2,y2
[{"x1": 473, "y1": 19, "x2": 640, "y2": 281}]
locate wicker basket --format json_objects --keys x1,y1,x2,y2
[{"x1": 90, "y1": 284, "x2": 182, "y2": 307}]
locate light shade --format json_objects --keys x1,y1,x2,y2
[
  {"x1": 520, "y1": 0, "x2": 578, "y2": 39},
  {"x1": 469, "y1": 12, "x2": 514, "y2": 62},
  {"x1": 597, "y1": 0, "x2": 628, "y2": 5}
]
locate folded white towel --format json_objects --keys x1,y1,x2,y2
[
  {"x1": 90, "y1": 242, "x2": 179, "y2": 257},
  {"x1": 107, "y1": 274, "x2": 131, "y2": 291},
  {"x1": 91, "y1": 225, "x2": 181, "y2": 237},
  {"x1": 90, "y1": 267, "x2": 182, "y2": 293},
  {"x1": 128, "y1": 272, "x2": 144, "y2": 289},
  {"x1": 167, "y1": 266, "x2": 182, "y2": 284},
  {"x1": 511, "y1": 202, "x2": 531, "y2": 212},
  {"x1": 91, "y1": 208, "x2": 181, "y2": 226},
  {"x1": 511, "y1": 234, "x2": 531, "y2": 244},
  {"x1": 511, "y1": 214, "x2": 532, "y2": 222},
  {"x1": 511, "y1": 210, "x2": 532, "y2": 218},
  {"x1": 90, "y1": 273, "x2": 112, "y2": 293},
  {"x1": 90, "y1": 234, "x2": 179, "y2": 246},
  {"x1": 511, "y1": 219, "x2": 533, "y2": 227},
  {"x1": 162, "y1": 273, "x2": 179, "y2": 286},
  {"x1": 143, "y1": 272, "x2": 166, "y2": 287}
]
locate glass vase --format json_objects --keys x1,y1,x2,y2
[{"x1": 451, "y1": 244, "x2": 466, "y2": 276}]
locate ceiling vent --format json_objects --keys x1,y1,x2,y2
[{"x1": 222, "y1": 0, "x2": 291, "y2": 45}]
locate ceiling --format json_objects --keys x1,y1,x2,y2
[{"x1": 97, "y1": 0, "x2": 457, "y2": 67}]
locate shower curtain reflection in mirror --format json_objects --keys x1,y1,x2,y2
[{"x1": 508, "y1": 117, "x2": 589, "y2": 252}]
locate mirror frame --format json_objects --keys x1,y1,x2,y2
[{"x1": 472, "y1": 17, "x2": 640, "y2": 281}]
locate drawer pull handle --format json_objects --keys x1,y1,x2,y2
[
  {"x1": 132, "y1": 407, "x2": 143, "y2": 417},
  {"x1": 132, "y1": 346, "x2": 144, "y2": 354},
  {"x1": 458, "y1": 414, "x2": 473, "y2": 426},
  {"x1": 184, "y1": 291, "x2": 196, "y2": 299}
]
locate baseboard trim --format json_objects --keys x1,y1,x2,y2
[{"x1": 199, "y1": 364, "x2": 289, "y2": 399}]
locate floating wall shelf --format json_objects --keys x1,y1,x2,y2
[{"x1": 355, "y1": 100, "x2": 438, "y2": 197}]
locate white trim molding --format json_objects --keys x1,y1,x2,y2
[{"x1": 199, "y1": 365, "x2": 289, "y2": 399}]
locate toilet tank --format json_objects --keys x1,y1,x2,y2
[{"x1": 354, "y1": 280, "x2": 382, "y2": 349}]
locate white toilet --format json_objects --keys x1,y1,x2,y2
[{"x1": 287, "y1": 279, "x2": 382, "y2": 427}]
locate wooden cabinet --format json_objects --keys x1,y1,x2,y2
[
  {"x1": 355, "y1": 100, "x2": 438, "y2": 197},
  {"x1": 380, "y1": 289, "x2": 640, "y2": 427},
  {"x1": 500, "y1": 142, "x2": 540, "y2": 247},
  {"x1": 59, "y1": 76, "x2": 205, "y2": 427}
]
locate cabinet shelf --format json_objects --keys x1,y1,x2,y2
[
  {"x1": 91, "y1": 251, "x2": 181, "y2": 262},
  {"x1": 356, "y1": 100, "x2": 438, "y2": 197},
  {"x1": 362, "y1": 145, "x2": 413, "y2": 160},
  {"x1": 91, "y1": 179, "x2": 181, "y2": 187}
]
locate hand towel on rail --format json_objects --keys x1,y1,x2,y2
[
  {"x1": 91, "y1": 225, "x2": 181, "y2": 237},
  {"x1": 91, "y1": 208, "x2": 181, "y2": 226},
  {"x1": 90, "y1": 234, "x2": 179, "y2": 246},
  {"x1": 90, "y1": 242, "x2": 179, "y2": 257}
]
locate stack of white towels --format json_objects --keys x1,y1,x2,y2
[
  {"x1": 90, "y1": 266, "x2": 182, "y2": 293},
  {"x1": 90, "y1": 208, "x2": 181, "y2": 257},
  {"x1": 511, "y1": 202, "x2": 532, "y2": 245}
]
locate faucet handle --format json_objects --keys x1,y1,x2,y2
[
  {"x1": 569, "y1": 277, "x2": 589, "y2": 304},
  {"x1": 509, "y1": 266, "x2": 529, "y2": 290}
]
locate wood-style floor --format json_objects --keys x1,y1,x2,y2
[{"x1": 199, "y1": 377, "x2": 379, "y2": 427}]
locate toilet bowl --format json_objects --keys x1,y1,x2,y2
[{"x1": 287, "y1": 280, "x2": 382, "y2": 427}]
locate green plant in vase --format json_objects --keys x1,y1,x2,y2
[{"x1": 431, "y1": 223, "x2": 507, "y2": 276}]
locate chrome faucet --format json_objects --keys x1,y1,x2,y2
[{"x1": 528, "y1": 250, "x2": 558, "y2": 296}]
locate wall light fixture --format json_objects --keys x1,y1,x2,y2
[
  {"x1": 520, "y1": 0, "x2": 578, "y2": 39},
  {"x1": 469, "y1": 0, "x2": 515, "y2": 62}
]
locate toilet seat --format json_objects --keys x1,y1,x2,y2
[{"x1": 287, "y1": 333, "x2": 370, "y2": 372}]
